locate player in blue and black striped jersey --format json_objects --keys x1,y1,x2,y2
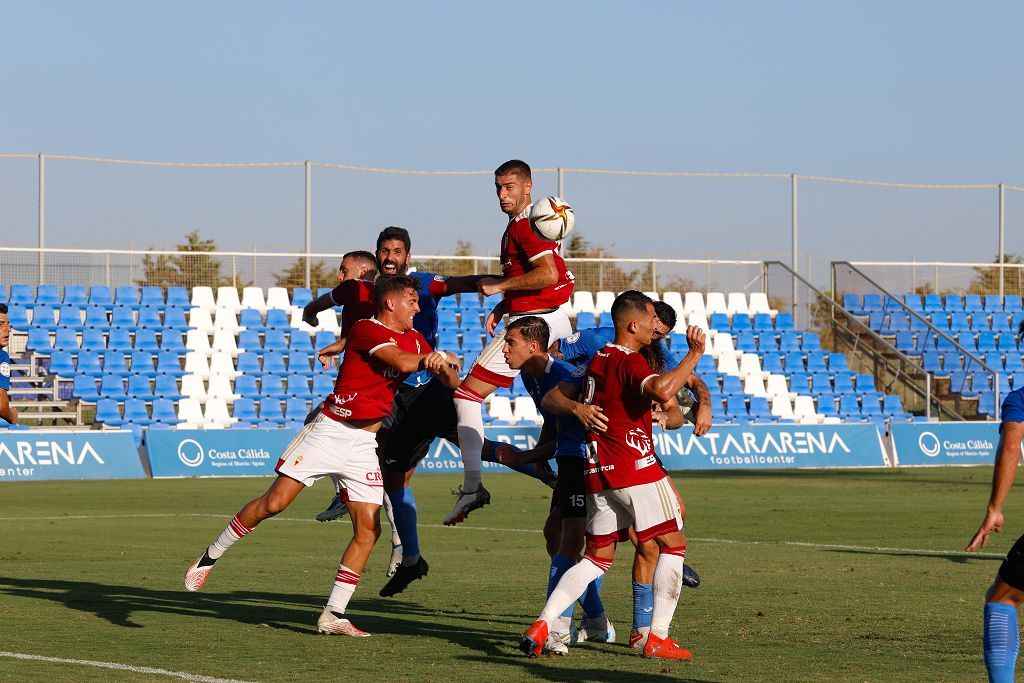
[
  {"x1": 0, "y1": 303, "x2": 18, "y2": 426},
  {"x1": 966, "y1": 319, "x2": 1024, "y2": 683}
]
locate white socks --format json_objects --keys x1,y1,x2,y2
[
  {"x1": 454, "y1": 394, "x2": 485, "y2": 491},
  {"x1": 207, "y1": 515, "x2": 251, "y2": 560},
  {"x1": 326, "y1": 565, "x2": 360, "y2": 614},
  {"x1": 651, "y1": 547, "x2": 686, "y2": 638},
  {"x1": 540, "y1": 555, "x2": 610, "y2": 626},
  {"x1": 382, "y1": 493, "x2": 402, "y2": 547}
]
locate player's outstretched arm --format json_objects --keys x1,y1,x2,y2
[
  {"x1": 441, "y1": 274, "x2": 500, "y2": 296},
  {"x1": 0, "y1": 388, "x2": 18, "y2": 424},
  {"x1": 478, "y1": 254, "x2": 559, "y2": 297},
  {"x1": 967, "y1": 421, "x2": 1024, "y2": 551},
  {"x1": 541, "y1": 381, "x2": 608, "y2": 433},
  {"x1": 654, "y1": 396, "x2": 685, "y2": 430},
  {"x1": 685, "y1": 374, "x2": 713, "y2": 436},
  {"x1": 427, "y1": 352, "x2": 461, "y2": 389},
  {"x1": 370, "y1": 346, "x2": 438, "y2": 375},
  {"x1": 317, "y1": 337, "x2": 347, "y2": 370},
  {"x1": 302, "y1": 292, "x2": 337, "y2": 327},
  {"x1": 644, "y1": 326, "x2": 706, "y2": 403}
]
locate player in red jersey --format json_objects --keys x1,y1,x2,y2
[
  {"x1": 521, "y1": 291, "x2": 705, "y2": 661},
  {"x1": 446, "y1": 159, "x2": 576, "y2": 525},
  {"x1": 184, "y1": 276, "x2": 459, "y2": 637}
]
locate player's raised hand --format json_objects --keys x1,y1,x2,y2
[
  {"x1": 693, "y1": 403, "x2": 713, "y2": 437},
  {"x1": 573, "y1": 403, "x2": 609, "y2": 432},
  {"x1": 302, "y1": 303, "x2": 320, "y2": 328},
  {"x1": 477, "y1": 277, "x2": 504, "y2": 297},
  {"x1": 967, "y1": 510, "x2": 1004, "y2": 551},
  {"x1": 484, "y1": 302, "x2": 505, "y2": 337},
  {"x1": 423, "y1": 351, "x2": 449, "y2": 373},
  {"x1": 686, "y1": 325, "x2": 706, "y2": 355}
]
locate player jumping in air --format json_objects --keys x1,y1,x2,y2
[
  {"x1": 521, "y1": 291, "x2": 705, "y2": 660},
  {"x1": 0, "y1": 304, "x2": 18, "y2": 427},
  {"x1": 184, "y1": 276, "x2": 459, "y2": 637},
  {"x1": 447, "y1": 159, "x2": 575, "y2": 526},
  {"x1": 966, "y1": 319, "x2": 1024, "y2": 683}
]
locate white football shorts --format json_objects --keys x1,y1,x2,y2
[
  {"x1": 467, "y1": 308, "x2": 572, "y2": 388},
  {"x1": 585, "y1": 477, "x2": 682, "y2": 547}
]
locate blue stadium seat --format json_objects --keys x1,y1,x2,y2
[
  {"x1": 102, "y1": 350, "x2": 132, "y2": 378},
  {"x1": 598, "y1": 312, "x2": 613, "y2": 328},
  {"x1": 968, "y1": 371, "x2": 990, "y2": 393},
  {"x1": 75, "y1": 352, "x2": 104, "y2": 378},
  {"x1": 811, "y1": 373, "x2": 833, "y2": 395},
  {"x1": 843, "y1": 294, "x2": 862, "y2": 315},
  {"x1": 439, "y1": 330, "x2": 460, "y2": 349},
  {"x1": 316, "y1": 287, "x2": 333, "y2": 298},
  {"x1": 259, "y1": 377, "x2": 289, "y2": 402},
  {"x1": 152, "y1": 399, "x2": 180, "y2": 425},
  {"x1": 574, "y1": 312, "x2": 597, "y2": 330},
  {"x1": 978, "y1": 391, "x2": 997, "y2": 417},
  {"x1": 98, "y1": 375, "x2": 128, "y2": 401},
  {"x1": 922, "y1": 351, "x2": 944, "y2": 375},
  {"x1": 238, "y1": 329, "x2": 264, "y2": 354},
  {"x1": 761, "y1": 353, "x2": 784, "y2": 375},
  {"x1": 884, "y1": 315, "x2": 909, "y2": 334},
  {"x1": 231, "y1": 398, "x2": 258, "y2": 423},
  {"x1": 312, "y1": 373, "x2": 333, "y2": 397},
  {"x1": 784, "y1": 352, "x2": 805, "y2": 372},
  {"x1": 264, "y1": 330, "x2": 289, "y2": 354},
  {"x1": 262, "y1": 353, "x2": 289, "y2": 377},
  {"x1": 721, "y1": 375, "x2": 743, "y2": 396},
  {"x1": 855, "y1": 373, "x2": 877, "y2": 394},
  {"x1": 1013, "y1": 372, "x2": 1024, "y2": 390},
  {"x1": 61, "y1": 285, "x2": 87, "y2": 306},
  {"x1": 955, "y1": 332, "x2": 977, "y2": 352},
  {"x1": 838, "y1": 395, "x2": 863, "y2": 420},
  {"x1": 806, "y1": 352, "x2": 828, "y2": 373},
  {"x1": 985, "y1": 295, "x2": 1004, "y2": 312},
  {"x1": 162, "y1": 308, "x2": 188, "y2": 331},
  {"x1": 57, "y1": 305, "x2": 85, "y2": 331},
  {"x1": 95, "y1": 399, "x2": 123, "y2": 427},
  {"x1": 1013, "y1": 312, "x2": 1024, "y2": 331},
  {"x1": 153, "y1": 375, "x2": 182, "y2": 401},
  {"x1": 231, "y1": 375, "x2": 259, "y2": 400},
  {"x1": 708, "y1": 313, "x2": 731, "y2": 332},
  {"x1": 72, "y1": 376, "x2": 101, "y2": 403},
  {"x1": 239, "y1": 309, "x2": 265, "y2": 331},
  {"x1": 32, "y1": 305, "x2": 59, "y2": 332},
  {"x1": 868, "y1": 312, "x2": 886, "y2": 331},
  {"x1": 696, "y1": 355, "x2": 717, "y2": 375},
  {"x1": 998, "y1": 334, "x2": 1018, "y2": 352},
  {"x1": 140, "y1": 286, "x2": 165, "y2": 308},
  {"x1": 970, "y1": 314, "x2": 990, "y2": 332},
  {"x1": 817, "y1": 396, "x2": 839, "y2": 418},
  {"x1": 80, "y1": 328, "x2": 107, "y2": 352},
  {"x1": 735, "y1": 332, "x2": 757, "y2": 353},
  {"x1": 236, "y1": 352, "x2": 261, "y2": 375},
  {"x1": 48, "y1": 351, "x2": 76, "y2": 378},
  {"x1": 87, "y1": 286, "x2": 112, "y2": 309},
  {"x1": 166, "y1": 287, "x2": 190, "y2": 308},
  {"x1": 258, "y1": 398, "x2": 285, "y2": 424},
  {"x1": 944, "y1": 293, "x2": 963, "y2": 311},
  {"x1": 928, "y1": 312, "x2": 950, "y2": 333},
  {"x1": 935, "y1": 330, "x2": 957, "y2": 351},
  {"x1": 949, "y1": 313, "x2": 970, "y2": 332},
  {"x1": 992, "y1": 314, "x2": 1012, "y2": 333},
  {"x1": 159, "y1": 331, "x2": 186, "y2": 353},
  {"x1": 923, "y1": 293, "x2": 943, "y2": 312},
  {"x1": 731, "y1": 313, "x2": 752, "y2": 332},
  {"x1": 941, "y1": 350, "x2": 963, "y2": 372},
  {"x1": 136, "y1": 308, "x2": 163, "y2": 329},
  {"x1": 287, "y1": 352, "x2": 314, "y2": 377},
  {"x1": 107, "y1": 328, "x2": 133, "y2": 352},
  {"x1": 984, "y1": 352, "x2": 1005, "y2": 371},
  {"x1": 1006, "y1": 295, "x2": 1024, "y2": 312},
  {"x1": 289, "y1": 331, "x2": 313, "y2": 352},
  {"x1": 130, "y1": 350, "x2": 158, "y2": 377},
  {"x1": 291, "y1": 288, "x2": 313, "y2": 308},
  {"x1": 863, "y1": 294, "x2": 883, "y2": 313},
  {"x1": 748, "y1": 397, "x2": 771, "y2": 421},
  {"x1": 775, "y1": 312, "x2": 795, "y2": 331},
  {"x1": 156, "y1": 351, "x2": 186, "y2": 377},
  {"x1": 1007, "y1": 353, "x2": 1024, "y2": 373},
  {"x1": 881, "y1": 395, "x2": 906, "y2": 416},
  {"x1": 121, "y1": 399, "x2": 151, "y2": 426},
  {"x1": 895, "y1": 331, "x2": 916, "y2": 353},
  {"x1": 127, "y1": 375, "x2": 154, "y2": 401},
  {"x1": 438, "y1": 309, "x2": 459, "y2": 329},
  {"x1": 133, "y1": 329, "x2": 159, "y2": 353},
  {"x1": 284, "y1": 398, "x2": 309, "y2": 422},
  {"x1": 751, "y1": 313, "x2": 774, "y2": 332},
  {"x1": 964, "y1": 294, "x2": 983, "y2": 312},
  {"x1": 833, "y1": 374, "x2": 855, "y2": 395},
  {"x1": 34, "y1": 284, "x2": 59, "y2": 306},
  {"x1": 904, "y1": 294, "x2": 923, "y2": 311},
  {"x1": 83, "y1": 306, "x2": 109, "y2": 330},
  {"x1": 109, "y1": 306, "x2": 135, "y2": 329},
  {"x1": 114, "y1": 286, "x2": 141, "y2": 310},
  {"x1": 829, "y1": 353, "x2": 849, "y2": 372},
  {"x1": 998, "y1": 373, "x2": 1013, "y2": 395},
  {"x1": 780, "y1": 332, "x2": 801, "y2": 353},
  {"x1": 725, "y1": 396, "x2": 749, "y2": 419},
  {"x1": 313, "y1": 330, "x2": 336, "y2": 349},
  {"x1": 4, "y1": 307, "x2": 28, "y2": 334},
  {"x1": 710, "y1": 397, "x2": 728, "y2": 423},
  {"x1": 285, "y1": 375, "x2": 312, "y2": 399},
  {"x1": 757, "y1": 333, "x2": 779, "y2": 353},
  {"x1": 25, "y1": 328, "x2": 53, "y2": 355}
]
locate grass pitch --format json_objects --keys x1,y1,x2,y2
[{"x1": 0, "y1": 467, "x2": 1012, "y2": 682}]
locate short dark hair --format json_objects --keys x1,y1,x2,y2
[
  {"x1": 1018, "y1": 317, "x2": 1024, "y2": 342},
  {"x1": 611, "y1": 290, "x2": 654, "y2": 328},
  {"x1": 494, "y1": 160, "x2": 532, "y2": 181},
  {"x1": 376, "y1": 226, "x2": 411, "y2": 253},
  {"x1": 374, "y1": 275, "x2": 419, "y2": 310},
  {"x1": 342, "y1": 250, "x2": 377, "y2": 271},
  {"x1": 0, "y1": 303, "x2": 7, "y2": 315},
  {"x1": 506, "y1": 315, "x2": 550, "y2": 350},
  {"x1": 652, "y1": 301, "x2": 677, "y2": 331}
]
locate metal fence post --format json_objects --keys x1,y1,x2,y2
[
  {"x1": 304, "y1": 161, "x2": 312, "y2": 288},
  {"x1": 557, "y1": 167, "x2": 564, "y2": 198},
  {"x1": 38, "y1": 154, "x2": 45, "y2": 286},
  {"x1": 791, "y1": 174, "x2": 798, "y2": 326},
  {"x1": 999, "y1": 182, "x2": 1006, "y2": 298}
]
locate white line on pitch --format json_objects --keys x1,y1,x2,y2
[
  {"x1": 0, "y1": 651, "x2": 254, "y2": 683},
  {"x1": 0, "y1": 512, "x2": 1003, "y2": 559}
]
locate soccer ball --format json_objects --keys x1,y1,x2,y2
[{"x1": 529, "y1": 196, "x2": 575, "y2": 242}]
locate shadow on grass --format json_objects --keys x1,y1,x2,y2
[
  {"x1": 825, "y1": 548, "x2": 1003, "y2": 564},
  {"x1": 455, "y1": 651, "x2": 716, "y2": 683}
]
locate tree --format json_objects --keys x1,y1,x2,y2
[
  {"x1": 138, "y1": 230, "x2": 238, "y2": 289},
  {"x1": 561, "y1": 231, "x2": 649, "y2": 292},
  {"x1": 273, "y1": 258, "x2": 338, "y2": 291},
  {"x1": 968, "y1": 254, "x2": 1024, "y2": 296}
]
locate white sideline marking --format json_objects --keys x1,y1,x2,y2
[
  {"x1": 0, "y1": 512, "x2": 1004, "y2": 559},
  {"x1": 0, "y1": 651, "x2": 253, "y2": 683}
]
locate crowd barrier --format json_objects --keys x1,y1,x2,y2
[{"x1": 0, "y1": 423, "x2": 1003, "y2": 482}]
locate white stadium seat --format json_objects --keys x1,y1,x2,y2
[
  {"x1": 705, "y1": 292, "x2": 727, "y2": 316},
  {"x1": 487, "y1": 396, "x2": 517, "y2": 423},
  {"x1": 717, "y1": 351, "x2": 740, "y2": 376},
  {"x1": 316, "y1": 310, "x2": 341, "y2": 334},
  {"x1": 765, "y1": 374, "x2": 796, "y2": 401},
  {"x1": 738, "y1": 353, "x2": 764, "y2": 380},
  {"x1": 184, "y1": 351, "x2": 211, "y2": 381},
  {"x1": 177, "y1": 398, "x2": 205, "y2": 425},
  {"x1": 291, "y1": 308, "x2": 317, "y2": 334},
  {"x1": 662, "y1": 291, "x2": 683, "y2": 310},
  {"x1": 211, "y1": 330, "x2": 239, "y2": 357},
  {"x1": 204, "y1": 398, "x2": 237, "y2": 426},
  {"x1": 643, "y1": 291, "x2": 660, "y2": 301},
  {"x1": 687, "y1": 313, "x2": 711, "y2": 339},
  {"x1": 793, "y1": 395, "x2": 819, "y2": 422},
  {"x1": 213, "y1": 308, "x2": 242, "y2": 333},
  {"x1": 573, "y1": 291, "x2": 596, "y2": 316},
  {"x1": 181, "y1": 375, "x2": 208, "y2": 403},
  {"x1": 594, "y1": 291, "x2": 615, "y2": 314},
  {"x1": 513, "y1": 397, "x2": 543, "y2": 425},
  {"x1": 186, "y1": 329, "x2": 212, "y2": 355},
  {"x1": 743, "y1": 373, "x2": 768, "y2": 398},
  {"x1": 749, "y1": 292, "x2": 777, "y2": 317},
  {"x1": 241, "y1": 286, "x2": 268, "y2": 313},
  {"x1": 683, "y1": 292, "x2": 706, "y2": 318},
  {"x1": 187, "y1": 308, "x2": 214, "y2": 334},
  {"x1": 822, "y1": 416, "x2": 843, "y2": 425},
  {"x1": 206, "y1": 375, "x2": 239, "y2": 404},
  {"x1": 215, "y1": 286, "x2": 242, "y2": 314},
  {"x1": 727, "y1": 292, "x2": 750, "y2": 316},
  {"x1": 771, "y1": 396, "x2": 795, "y2": 421},
  {"x1": 265, "y1": 287, "x2": 292, "y2": 311},
  {"x1": 710, "y1": 332, "x2": 736, "y2": 360},
  {"x1": 191, "y1": 286, "x2": 216, "y2": 312},
  {"x1": 209, "y1": 352, "x2": 240, "y2": 379}
]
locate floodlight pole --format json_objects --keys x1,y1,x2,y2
[
  {"x1": 38, "y1": 154, "x2": 45, "y2": 286},
  {"x1": 999, "y1": 183, "x2": 1005, "y2": 299},
  {"x1": 304, "y1": 161, "x2": 312, "y2": 289}
]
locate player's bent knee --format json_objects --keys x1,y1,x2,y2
[{"x1": 987, "y1": 578, "x2": 1024, "y2": 607}]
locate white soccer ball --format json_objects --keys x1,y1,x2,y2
[{"x1": 529, "y1": 196, "x2": 575, "y2": 242}]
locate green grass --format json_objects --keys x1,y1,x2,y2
[{"x1": 0, "y1": 468, "x2": 1013, "y2": 682}]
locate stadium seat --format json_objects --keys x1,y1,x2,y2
[
  {"x1": 181, "y1": 375, "x2": 208, "y2": 403},
  {"x1": 130, "y1": 350, "x2": 158, "y2": 377},
  {"x1": 212, "y1": 287, "x2": 241, "y2": 314},
  {"x1": 186, "y1": 329, "x2": 212, "y2": 355},
  {"x1": 62, "y1": 285, "x2": 87, "y2": 306},
  {"x1": 95, "y1": 399, "x2": 123, "y2": 427},
  {"x1": 184, "y1": 351, "x2": 211, "y2": 380},
  {"x1": 36, "y1": 284, "x2": 61, "y2": 306},
  {"x1": 964, "y1": 294, "x2": 983, "y2": 312},
  {"x1": 136, "y1": 308, "x2": 163, "y2": 330},
  {"x1": 139, "y1": 286, "x2": 164, "y2": 308},
  {"x1": 843, "y1": 294, "x2": 863, "y2": 315},
  {"x1": 862, "y1": 294, "x2": 883, "y2": 313},
  {"x1": 78, "y1": 327, "x2": 105, "y2": 352},
  {"x1": 881, "y1": 395, "x2": 906, "y2": 417},
  {"x1": 32, "y1": 305, "x2": 59, "y2": 331},
  {"x1": 265, "y1": 287, "x2": 291, "y2": 311},
  {"x1": 793, "y1": 395, "x2": 819, "y2": 423},
  {"x1": 204, "y1": 398, "x2": 236, "y2": 426},
  {"x1": 286, "y1": 375, "x2": 313, "y2": 399},
  {"x1": 99, "y1": 375, "x2": 128, "y2": 401},
  {"x1": 708, "y1": 313, "x2": 730, "y2": 333},
  {"x1": 573, "y1": 291, "x2": 596, "y2": 316},
  {"x1": 102, "y1": 350, "x2": 132, "y2": 378},
  {"x1": 157, "y1": 351, "x2": 186, "y2": 377},
  {"x1": 287, "y1": 351, "x2": 314, "y2": 377},
  {"x1": 992, "y1": 315, "x2": 1011, "y2": 333},
  {"x1": 705, "y1": 292, "x2": 727, "y2": 316},
  {"x1": 748, "y1": 396, "x2": 772, "y2": 421},
  {"x1": 731, "y1": 313, "x2": 752, "y2": 332},
  {"x1": 749, "y1": 292, "x2": 775, "y2": 316},
  {"x1": 123, "y1": 398, "x2": 152, "y2": 425},
  {"x1": 289, "y1": 331, "x2": 313, "y2": 352},
  {"x1": 48, "y1": 351, "x2": 76, "y2": 378},
  {"x1": 838, "y1": 395, "x2": 862, "y2": 420},
  {"x1": 735, "y1": 332, "x2": 757, "y2": 353},
  {"x1": 1006, "y1": 295, "x2": 1023, "y2": 312},
  {"x1": 207, "y1": 375, "x2": 240, "y2": 403},
  {"x1": 291, "y1": 288, "x2": 313, "y2": 308},
  {"x1": 263, "y1": 330, "x2": 288, "y2": 354},
  {"x1": 236, "y1": 352, "x2": 261, "y2": 375},
  {"x1": 945, "y1": 293, "x2": 963, "y2": 311},
  {"x1": 738, "y1": 353, "x2": 764, "y2": 380},
  {"x1": 743, "y1": 374, "x2": 768, "y2": 398},
  {"x1": 233, "y1": 375, "x2": 260, "y2": 400},
  {"x1": 57, "y1": 304, "x2": 85, "y2": 331},
  {"x1": 904, "y1": 294, "x2": 923, "y2": 311},
  {"x1": 213, "y1": 309, "x2": 243, "y2": 334},
  {"x1": 211, "y1": 330, "x2": 239, "y2": 357},
  {"x1": 593, "y1": 291, "x2": 615, "y2": 314},
  {"x1": 84, "y1": 306, "x2": 110, "y2": 330},
  {"x1": 756, "y1": 332, "x2": 778, "y2": 353},
  {"x1": 923, "y1": 293, "x2": 943, "y2": 312},
  {"x1": 312, "y1": 373, "x2": 333, "y2": 397},
  {"x1": 949, "y1": 313, "x2": 969, "y2": 332},
  {"x1": 725, "y1": 396, "x2": 749, "y2": 420},
  {"x1": 262, "y1": 353, "x2": 289, "y2": 377},
  {"x1": 726, "y1": 292, "x2": 750, "y2": 316},
  {"x1": 765, "y1": 374, "x2": 795, "y2": 401},
  {"x1": 232, "y1": 398, "x2": 259, "y2": 424},
  {"x1": 239, "y1": 309, "x2": 264, "y2": 331},
  {"x1": 806, "y1": 352, "x2": 828, "y2": 373},
  {"x1": 190, "y1": 286, "x2": 216, "y2": 312},
  {"x1": 264, "y1": 308, "x2": 290, "y2": 330},
  {"x1": 110, "y1": 306, "x2": 136, "y2": 329},
  {"x1": 762, "y1": 353, "x2": 784, "y2": 375},
  {"x1": 978, "y1": 391, "x2": 997, "y2": 417},
  {"x1": 25, "y1": 328, "x2": 53, "y2": 355},
  {"x1": 985, "y1": 295, "x2": 1004, "y2": 312},
  {"x1": 241, "y1": 287, "x2": 268, "y2": 313},
  {"x1": 161, "y1": 286, "x2": 188, "y2": 309},
  {"x1": 683, "y1": 292, "x2": 706, "y2": 319},
  {"x1": 133, "y1": 329, "x2": 159, "y2": 353},
  {"x1": 154, "y1": 375, "x2": 182, "y2": 401},
  {"x1": 114, "y1": 286, "x2": 141, "y2": 310},
  {"x1": 260, "y1": 376, "x2": 289, "y2": 400},
  {"x1": 209, "y1": 351, "x2": 240, "y2": 379},
  {"x1": 258, "y1": 398, "x2": 286, "y2": 424},
  {"x1": 151, "y1": 398, "x2": 180, "y2": 425},
  {"x1": 720, "y1": 375, "x2": 744, "y2": 396},
  {"x1": 72, "y1": 376, "x2": 101, "y2": 403},
  {"x1": 283, "y1": 398, "x2": 309, "y2": 423},
  {"x1": 88, "y1": 286, "x2": 114, "y2": 309}
]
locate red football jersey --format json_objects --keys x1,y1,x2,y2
[
  {"x1": 321, "y1": 318, "x2": 430, "y2": 422},
  {"x1": 500, "y1": 204, "x2": 574, "y2": 313},
  {"x1": 330, "y1": 279, "x2": 377, "y2": 337},
  {"x1": 583, "y1": 344, "x2": 665, "y2": 493}
]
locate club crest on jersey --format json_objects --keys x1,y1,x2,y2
[
  {"x1": 625, "y1": 427, "x2": 652, "y2": 457},
  {"x1": 0, "y1": 362, "x2": 9, "y2": 378},
  {"x1": 565, "y1": 331, "x2": 580, "y2": 344},
  {"x1": 571, "y1": 364, "x2": 588, "y2": 379}
]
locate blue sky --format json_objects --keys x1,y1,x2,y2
[{"x1": 2, "y1": 1, "x2": 1022, "y2": 271}]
